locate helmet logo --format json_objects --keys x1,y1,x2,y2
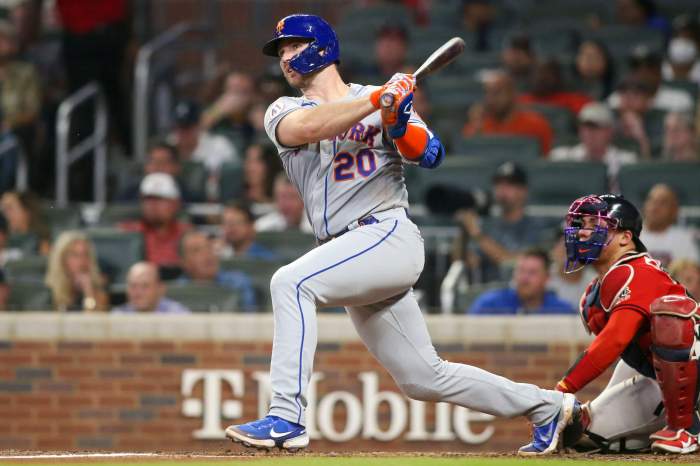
[{"x1": 276, "y1": 19, "x2": 285, "y2": 35}]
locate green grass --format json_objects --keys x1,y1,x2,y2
[{"x1": 0, "y1": 458, "x2": 680, "y2": 466}]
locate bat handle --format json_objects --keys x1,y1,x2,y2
[{"x1": 380, "y1": 92, "x2": 395, "y2": 109}]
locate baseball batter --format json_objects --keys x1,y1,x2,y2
[{"x1": 225, "y1": 14, "x2": 578, "y2": 455}]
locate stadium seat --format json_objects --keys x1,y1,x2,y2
[
  {"x1": 410, "y1": 157, "x2": 502, "y2": 206},
  {"x1": 6, "y1": 281, "x2": 52, "y2": 311},
  {"x1": 583, "y1": 26, "x2": 664, "y2": 60},
  {"x1": 255, "y1": 231, "x2": 316, "y2": 261},
  {"x1": 618, "y1": 162, "x2": 700, "y2": 207},
  {"x1": 218, "y1": 162, "x2": 244, "y2": 202},
  {"x1": 220, "y1": 258, "x2": 286, "y2": 311},
  {"x1": 42, "y1": 204, "x2": 82, "y2": 236},
  {"x1": 85, "y1": 229, "x2": 144, "y2": 284},
  {"x1": 180, "y1": 160, "x2": 207, "y2": 202},
  {"x1": 7, "y1": 233, "x2": 39, "y2": 255},
  {"x1": 4, "y1": 256, "x2": 47, "y2": 283},
  {"x1": 98, "y1": 204, "x2": 141, "y2": 226},
  {"x1": 453, "y1": 135, "x2": 542, "y2": 161},
  {"x1": 526, "y1": 161, "x2": 608, "y2": 205},
  {"x1": 165, "y1": 282, "x2": 240, "y2": 313},
  {"x1": 522, "y1": 104, "x2": 576, "y2": 141}
]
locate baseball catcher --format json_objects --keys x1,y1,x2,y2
[{"x1": 558, "y1": 194, "x2": 700, "y2": 454}]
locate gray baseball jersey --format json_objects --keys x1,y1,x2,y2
[
  {"x1": 252, "y1": 81, "x2": 566, "y2": 438},
  {"x1": 264, "y1": 83, "x2": 421, "y2": 240}
]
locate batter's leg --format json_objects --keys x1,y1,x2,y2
[{"x1": 346, "y1": 290, "x2": 565, "y2": 425}]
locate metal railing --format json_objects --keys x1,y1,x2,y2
[
  {"x1": 132, "y1": 22, "x2": 216, "y2": 160},
  {"x1": 55, "y1": 82, "x2": 108, "y2": 208}
]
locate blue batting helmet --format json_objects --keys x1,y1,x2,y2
[{"x1": 262, "y1": 14, "x2": 340, "y2": 75}]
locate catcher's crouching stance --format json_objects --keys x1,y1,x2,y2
[{"x1": 558, "y1": 194, "x2": 700, "y2": 454}]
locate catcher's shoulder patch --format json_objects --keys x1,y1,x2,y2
[{"x1": 600, "y1": 264, "x2": 634, "y2": 311}]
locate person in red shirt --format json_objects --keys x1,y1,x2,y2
[
  {"x1": 518, "y1": 59, "x2": 592, "y2": 115},
  {"x1": 119, "y1": 173, "x2": 190, "y2": 271},
  {"x1": 557, "y1": 194, "x2": 699, "y2": 454},
  {"x1": 463, "y1": 70, "x2": 553, "y2": 154}
]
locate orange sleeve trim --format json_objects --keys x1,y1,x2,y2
[{"x1": 395, "y1": 123, "x2": 429, "y2": 160}]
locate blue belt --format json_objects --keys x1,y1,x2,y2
[{"x1": 318, "y1": 215, "x2": 379, "y2": 244}]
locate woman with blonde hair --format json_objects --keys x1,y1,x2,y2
[{"x1": 45, "y1": 231, "x2": 108, "y2": 312}]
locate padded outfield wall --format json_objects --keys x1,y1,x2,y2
[{"x1": 0, "y1": 314, "x2": 609, "y2": 452}]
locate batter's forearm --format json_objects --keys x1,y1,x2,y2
[{"x1": 280, "y1": 98, "x2": 377, "y2": 146}]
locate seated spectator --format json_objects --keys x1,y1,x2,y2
[
  {"x1": 547, "y1": 234, "x2": 597, "y2": 310},
  {"x1": 112, "y1": 262, "x2": 190, "y2": 314},
  {"x1": 500, "y1": 34, "x2": 536, "y2": 91},
  {"x1": 468, "y1": 248, "x2": 575, "y2": 315},
  {"x1": 661, "y1": 111, "x2": 699, "y2": 161},
  {"x1": 119, "y1": 173, "x2": 191, "y2": 269},
  {"x1": 639, "y1": 183, "x2": 699, "y2": 266},
  {"x1": 167, "y1": 100, "x2": 240, "y2": 200},
  {"x1": 216, "y1": 201, "x2": 278, "y2": 261},
  {"x1": 0, "y1": 212, "x2": 22, "y2": 266},
  {"x1": 0, "y1": 190, "x2": 49, "y2": 254},
  {"x1": 255, "y1": 174, "x2": 313, "y2": 233},
  {"x1": 179, "y1": 231, "x2": 257, "y2": 312},
  {"x1": 572, "y1": 39, "x2": 616, "y2": 100},
  {"x1": 662, "y1": 37, "x2": 700, "y2": 85},
  {"x1": 519, "y1": 59, "x2": 592, "y2": 115},
  {"x1": 669, "y1": 259, "x2": 700, "y2": 299},
  {"x1": 463, "y1": 70, "x2": 553, "y2": 154},
  {"x1": 0, "y1": 268, "x2": 7, "y2": 310},
  {"x1": 44, "y1": 230, "x2": 108, "y2": 312},
  {"x1": 614, "y1": 75, "x2": 656, "y2": 159},
  {"x1": 462, "y1": 0, "x2": 495, "y2": 52},
  {"x1": 457, "y1": 162, "x2": 552, "y2": 282},
  {"x1": 362, "y1": 23, "x2": 410, "y2": 80},
  {"x1": 200, "y1": 71, "x2": 256, "y2": 152},
  {"x1": 243, "y1": 143, "x2": 282, "y2": 205},
  {"x1": 608, "y1": 46, "x2": 694, "y2": 113},
  {"x1": 117, "y1": 141, "x2": 202, "y2": 203},
  {"x1": 550, "y1": 102, "x2": 637, "y2": 191},
  {"x1": 615, "y1": 0, "x2": 670, "y2": 38},
  {"x1": 0, "y1": 20, "x2": 41, "y2": 155}
]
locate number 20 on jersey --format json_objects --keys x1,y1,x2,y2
[{"x1": 333, "y1": 149, "x2": 377, "y2": 181}]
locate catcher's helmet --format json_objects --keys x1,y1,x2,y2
[
  {"x1": 262, "y1": 14, "x2": 339, "y2": 75},
  {"x1": 564, "y1": 194, "x2": 646, "y2": 272}
]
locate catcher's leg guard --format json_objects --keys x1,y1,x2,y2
[{"x1": 649, "y1": 295, "x2": 700, "y2": 435}]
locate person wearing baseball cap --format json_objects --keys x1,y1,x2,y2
[
  {"x1": 167, "y1": 100, "x2": 239, "y2": 186},
  {"x1": 457, "y1": 161, "x2": 551, "y2": 282},
  {"x1": 550, "y1": 102, "x2": 638, "y2": 191},
  {"x1": 119, "y1": 173, "x2": 191, "y2": 269}
]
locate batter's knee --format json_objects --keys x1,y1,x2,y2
[
  {"x1": 399, "y1": 382, "x2": 443, "y2": 402},
  {"x1": 270, "y1": 265, "x2": 296, "y2": 294},
  {"x1": 395, "y1": 358, "x2": 449, "y2": 402}
]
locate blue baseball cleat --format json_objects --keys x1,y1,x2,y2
[
  {"x1": 225, "y1": 415, "x2": 309, "y2": 451},
  {"x1": 518, "y1": 393, "x2": 580, "y2": 456}
]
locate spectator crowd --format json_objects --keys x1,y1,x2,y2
[{"x1": 0, "y1": 0, "x2": 699, "y2": 315}]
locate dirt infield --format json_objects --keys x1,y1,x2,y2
[{"x1": 1, "y1": 450, "x2": 700, "y2": 464}]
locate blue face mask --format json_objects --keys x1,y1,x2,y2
[{"x1": 564, "y1": 224, "x2": 609, "y2": 273}]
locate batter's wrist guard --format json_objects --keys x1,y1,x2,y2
[{"x1": 418, "y1": 133, "x2": 445, "y2": 169}]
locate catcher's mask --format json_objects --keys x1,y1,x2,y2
[{"x1": 564, "y1": 194, "x2": 645, "y2": 273}]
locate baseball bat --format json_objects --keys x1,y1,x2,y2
[{"x1": 380, "y1": 36, "x2": 466, "y2": 109}]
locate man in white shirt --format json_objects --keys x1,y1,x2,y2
[
  {"x1": 255, "y1": 174, "x2": 313, "y2": 233},
  {"x1": 608, "y1": 47, "x2": 694, "y2": 113},
  {"x1": 662, "y1": 37, "x2": 700, "y2": 86},
  {"x1": 639, "y1": 183, "x2": 699, "y2": 267},
  {"x1": 549, "y1": 102, "x2": 637, "y2": 191}
]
